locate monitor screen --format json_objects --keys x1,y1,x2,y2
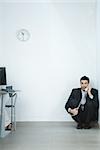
[{"x1": 0, "y1": 67, "x2": 7, "y2": 85}]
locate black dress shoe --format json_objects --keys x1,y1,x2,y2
[
  {"x1": 84, "y1": 124, "x2": 91, "y2": 129},
  {"x1": 76, "y1": 124, "x2": 83, "y2": 129}
]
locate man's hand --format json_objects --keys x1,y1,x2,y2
[
  {"x1": 68, "y1": 108, "x2": 78, "y2": 116},
  {"x1": 86, "y1": 85, "x2": 93, "y2": 98}
]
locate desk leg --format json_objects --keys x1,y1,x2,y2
[
  {"x1": 0, "y1": 95, "x2": 6, "y2": 138},
  {"x1": 11, "y1": 96, "x2": 16, "y2": 131}
]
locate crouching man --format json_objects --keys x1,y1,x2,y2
[{"x1": 65, "y1": 76, "x2": 99, "y2": 129}]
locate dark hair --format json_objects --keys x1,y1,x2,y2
[{"x1": 80, "y1": 76, "x2": 90, "y2": 83}]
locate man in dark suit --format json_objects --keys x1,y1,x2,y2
[{"x1": 65, "y1": 76, "x2": 99, "y2": 129}]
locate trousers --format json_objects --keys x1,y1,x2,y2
[{"x1": 72, "y1": 101, "x2": 97, "y2": 124}]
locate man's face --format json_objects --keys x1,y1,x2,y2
[{"x1": 80, "y1": 80, "x2": 89, "y2": 90}]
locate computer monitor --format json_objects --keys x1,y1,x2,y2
[{"x1": 0, "y1": 67, "x2": 7, "y2": 85}]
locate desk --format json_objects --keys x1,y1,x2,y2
[{"x1": 0, "y1": 90, "x2": 17, "y2": 138}]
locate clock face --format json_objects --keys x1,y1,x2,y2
[{"x1": 16, "y1": 29, "x2": 30, "y2": 41}]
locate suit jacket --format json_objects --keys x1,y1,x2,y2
[{"x1": 65, "y1": 88, "x2": 99, "y2": 121}]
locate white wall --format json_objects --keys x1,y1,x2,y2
[
  {"x1": 0, "y1": 0, "x2": 97, "y2": 3},
  {"x1": 0, "y1": 0, "x2": 97, "y2": 121},
  {"x1": 0, "y1": 5, "x2": 3, "y2": 63},
  {"x1": 96, "y1": 0, "x2": 100, "y2": 121}
]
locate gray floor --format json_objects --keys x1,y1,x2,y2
[{"x1": 0, "y1": 122, "x2": 100, "y2": 150}]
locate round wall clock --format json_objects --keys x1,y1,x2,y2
[{"x1": 16, "y1": 29, "x2": 30, "y2": 41}]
